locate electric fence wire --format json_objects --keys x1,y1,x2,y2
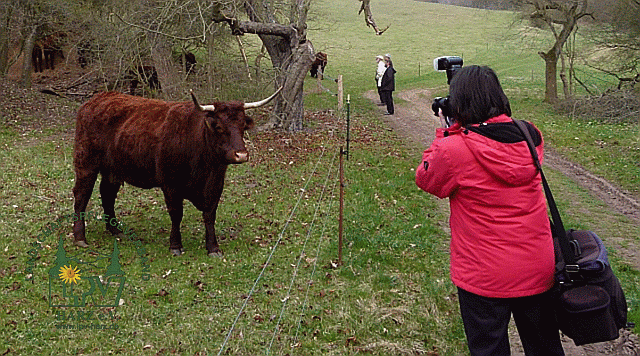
[
  {"x1": 315, "y1": 71, "x2": 339, "y2": 96},
  {"x1": 290, "y1": 165, "x2": 340, "y2": 352},
  {"x1": 216, "y1": 145, "x2": 328, "y2": 356},
  {"x1": 265, "y1": 149, "x2": 339, "y2": 355}
]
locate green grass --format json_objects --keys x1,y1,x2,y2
[{"x1": 1, "y1": 1, "x2": 639, "y2": 355}]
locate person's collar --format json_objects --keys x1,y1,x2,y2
[{"x1": 482, "y1": 114, "x2": 512, "y2": 124}]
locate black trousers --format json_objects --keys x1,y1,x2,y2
[
  {"x1": 380, "y1": 90, "x2": 394, "y2": 114},
  {"x1": 457, "y1": 287, "x2": 565, "y2": 356}
]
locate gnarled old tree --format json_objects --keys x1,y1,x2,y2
[
  {"x1": 519, "y1": 0, "x2": 592, "y2": 103},
  {"x1": 213, "y1": 0, "x2": 315, "y2": 131}
]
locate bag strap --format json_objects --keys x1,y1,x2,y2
[{"x1": 512, "y1": 119, "x2": 578, "y2": 268}]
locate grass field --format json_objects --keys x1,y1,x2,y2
[{"x1": 1, "y1": 1, "x2": 638, "y2": 355}]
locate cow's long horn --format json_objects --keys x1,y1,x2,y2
[
  {"x1": 190, "y1": 90, "x2": 215, "y2": 112},
  {"x1": 244, "y1": 86, "x2": 283, "y2": 109}
]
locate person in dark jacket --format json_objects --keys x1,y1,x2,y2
[
  {"x1": 380, "y1": 54, "x2": 396, "y2": 115},
  {"x1": 416, "y1": 65, "x2": 564, "y2": 356}
]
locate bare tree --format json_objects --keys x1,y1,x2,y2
[
  {"x1": 0, "y1": 2, "x2": 14, "y2": 77},
  {"x1": 518, "y1": 0, "x2": 593, "y2": 103},
  {"x1": 213, "y1": 0, "x2": 315, "y2": 131}
]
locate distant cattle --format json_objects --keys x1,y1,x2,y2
[
  {"x1": 126, "y1": 65, "x2": 160, "y2": 95},
  {"x1": 32, "y1": 32, "x2": 66, "y2": 72},
  {"x1": 72, "y1": 88, "x2": 281, "y2": 256},
  {"x1": 77, "y1": 40, "x2": 98, "y2": 68},
  {"x1": 310, "y1": 52, "x2": 328, "y2": 79},
  {"x1": 183, "y1": 51, "x2": 197, "y2": 74}
]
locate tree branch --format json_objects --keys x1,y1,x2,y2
[
  {"x1": 358, "y1": 0, "x2": 389, "y2": 35},
  {"x1": 211, "y1": 4, "x2": 296, "y2": 39},
  {"x1": 232, "y1": 21, "x2": 296, "y2": 38},
  {"x1": 112, "y1": 12, "x2": 202, "y2": 42}
]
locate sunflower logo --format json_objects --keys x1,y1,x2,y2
[{"x1": 58, "y1": 265, "x2": 81, "y2": 284}]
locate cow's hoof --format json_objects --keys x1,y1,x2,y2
[
  {"x1": 106, "y1": 228, "x2": 125, "y2": 238},
  {"x1": 74, "y1": 240, "x2": 90, "y2": 248},
  {"x1": 208, "y1": 251, "x2": 224, "y2": 258},
  {"x1": 170, "y1": 248, "x2": 184, "y2": 256}
]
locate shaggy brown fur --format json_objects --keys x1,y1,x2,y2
[{"x1": 72, "y1": 92, "x2": 254, "y2": 256}]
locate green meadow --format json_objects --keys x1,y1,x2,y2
[{"x1": 1, "y1": 1, "x2": 638, "y2": 355}]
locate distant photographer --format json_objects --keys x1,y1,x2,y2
[{"x1": 415, "y1": 65, "x2": 565, "y2": 356}]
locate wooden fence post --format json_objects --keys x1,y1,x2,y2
[{"x1": 337, "y1": 75, "x2": 343, "y2": 111}]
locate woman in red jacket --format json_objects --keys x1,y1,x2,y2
[{"x1": 416, "y1": 65, "x2": 564, "y2": 356}]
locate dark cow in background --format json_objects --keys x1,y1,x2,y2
[
  {"x1": 72, "y1": 88, "x2": 281, "y2": 256},
  {"x1": 77, "y1": 40, "x2": 98, "y2": 68},
  {"x1": 126, "y1": 65, "x2": 160, "y2": 95},
  {"x1": 183, "y1": 51, "x2": 197, "y2": 75},
  {"x1": 32, "y1": 31, "x2": 67, "y2": 73},
  {"x1": 310, "y1": 52, "x2": 328, "y2": 79}
]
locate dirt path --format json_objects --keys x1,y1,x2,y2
[{"x1": 364, "y1": 88, "x2": 640, "y2": 356}]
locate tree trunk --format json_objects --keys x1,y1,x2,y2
[
  {"x1": 214, "y1": 0, "x2": 314, "y2": 131},
  {"x1": 267, "y1": 39, "x2": 314, "y2": 131},
  {"x1": 21, "y1": 25, "x2": 38, "y2": 88},
  {"x1": 559, "y1": 52, "x2": 571, "y2": 100},
  {"x1": 540, "y1": 50, "x2": 558, "y2": 104},
  {"x1": 150, "y1": 35, "x2": 182, "y2": 100},
  {"x1": 0, "y1": 7, "x2": 12, "y2": 77}
]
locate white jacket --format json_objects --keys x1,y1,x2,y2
[{"x1": 376, "y1": 61, "x2": 386, "y2": 87}]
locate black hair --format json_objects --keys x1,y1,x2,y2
[{"x1": 448, "y1": 65, "x2": 511, "y2": 126}]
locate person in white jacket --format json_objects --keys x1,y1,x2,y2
[{"x1": 375, "y1": 55, "x2": 386, "y2": 104}]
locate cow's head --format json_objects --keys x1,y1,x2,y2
[{"x1": 190, "y1": 88, "x2": 281, "y2": 164}]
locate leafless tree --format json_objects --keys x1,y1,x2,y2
[
  {"x1": 517, "y1": 0, "x2": 593, "y2": 103},
  {"x1": 583, "y1": 0, "x2": 640, "y2": 88},
  {"x1": 213, "y1": 0, "x2": 315, "y2": 131},
  {"x1": 0, "y1": 2, "x2": 13, "y2": 77},
  {"x1": 4, "y1": 0, "x2": 71, "y2": 87}
]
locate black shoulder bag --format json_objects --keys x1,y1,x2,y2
[{"x1": 513, "y1": 119, "x2": 628, "y2": 346}]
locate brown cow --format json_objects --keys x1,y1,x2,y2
[
  {"x1": 310, "y1": 52, "x2": 328, "y2": 79},
  {"x1": 32, "y1": 31, "x2": 66, "y2": 73},
  {"x1": 72, "y1": 88, "x2": 281, "y2": 256}
]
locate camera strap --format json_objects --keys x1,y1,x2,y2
[{"x1": 511, "y1": 119, "x2": 578, "y2": 270}]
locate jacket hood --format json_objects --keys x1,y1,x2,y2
[{"x1": 460, "y1": 115, "x2": 540, "y2": 186}]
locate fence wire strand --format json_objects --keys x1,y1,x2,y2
[
  {"x1": 265, "y1": 149, "x2": 339, "y2": 355},
  {"x1": 217, "y1": 145, "x2": 329, "y2": 356},
  {"x1": 290, "y1": 167, "x2": 340, "y2": 351}
]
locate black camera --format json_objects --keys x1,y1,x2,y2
[
  {"x1": 432, "y1": 96, "x2": 455, "y2": 127},
  {"x1": 432, "y1": 56, "x2": 463, "y2": 127},
  {"x1": 431, "y1": 96, "x2": 452, "y2": 123},
  {"x1": 433, "y1": 56, "x2": 463, "y2": 84}
]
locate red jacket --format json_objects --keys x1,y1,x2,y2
[{"x1": 415, "y1": 115, "x2": 555, "y2": 298}]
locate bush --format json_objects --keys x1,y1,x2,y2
[{"x1": 560, "y1": 89, "x2": 640, "y2": 124}]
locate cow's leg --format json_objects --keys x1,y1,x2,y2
[
  {"x1": 203, "y1": 170, "x2": 226, "y2": 257},
  {"x1": 203, "y1": 207, "x2": 222, "y2": 257},
  {"x1": 100, "y1": 177, "x2": 124, "y2": 237},
  {"x1": 163, "y1": 189, "x2": 184, "y2": 256},
  {"x1": 72, "y1": 168, "x2": 99, "y2": 247}
]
